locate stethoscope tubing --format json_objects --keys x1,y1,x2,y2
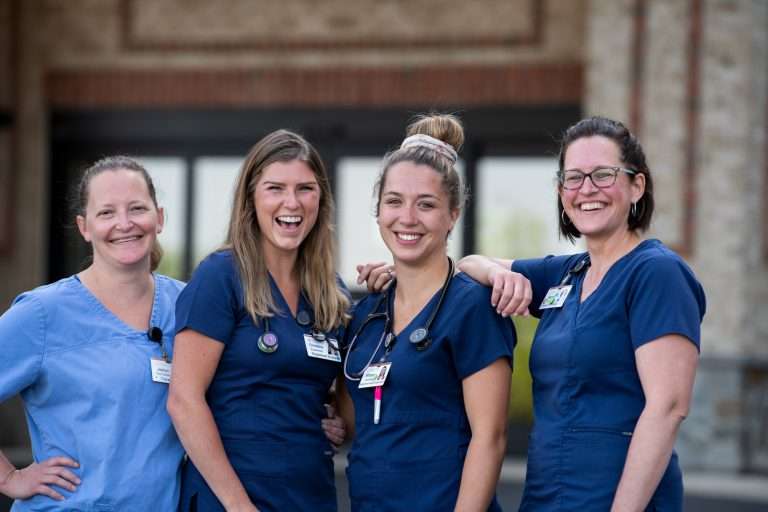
[{"x1": 343, "y1": 257, "x2": 454, "y2": 381}]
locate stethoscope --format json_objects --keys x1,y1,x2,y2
[
  {"x1": 258, "y1": 306, "x2": 338, "y2": 354},
  {"x1": 343, "y1": 257, "x2": 454, "y2": 381}
]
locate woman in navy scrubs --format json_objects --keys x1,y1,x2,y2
[
  {"x1": 167, "y1": 130, "x2": 350, "y2": 511},
  {"x1": 459, "y1": 117, "x2": 706, "y2": 511},
  {"x1": 338, "y1": 114, "x2": 516, "y2": 511}
]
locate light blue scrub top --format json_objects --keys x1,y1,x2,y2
[{"x1": 0, "y1": 274, "x2": 185, "y2": 511}]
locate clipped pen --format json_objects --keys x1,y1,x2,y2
[{"x1": 373, "y1": 386, "x2": 382, "y2": 424}]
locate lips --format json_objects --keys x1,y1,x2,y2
[
  {"x1": 395, "y1": 232, "x2": 422, "y2": 242},
  {"x1": 276, "y1": 215, "x2": 303, "y2": 227},
  {"x1": 110, "y1": 235, "x2": 143, "y2": 244},
  {"x1": 578, "y1": 201, "x2": 606, "y2": 211}
]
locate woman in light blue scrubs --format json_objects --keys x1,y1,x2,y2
[
  {"x1": 338, "y1": 114, "x2": 515, "y2": 511},
  {"x1": 167, "y1": 130, "x2": 350, "y2": 511},
  {"x1": 459, "y1": 117, "x2": 706, "y2": 511},
  {"x1": 0, "y1": 156, "x2": 184, "y2": 510}
]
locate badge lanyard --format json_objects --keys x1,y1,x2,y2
[
  {"x1": 344, "y1": 258, "x2": 454, "y2": 424},
  {"x1": 257, "y1": 303, "x2": 341, "y2": 362},
  {"x1": 539, "y1": 256, "x2": 590, "y2": 310},
  {"x1": 148, "y1": 326, "x2": 172, "y2": 384}
]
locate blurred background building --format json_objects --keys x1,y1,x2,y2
[{"x1": 0, "y1": 0, "x2": 766, "y2": 492}]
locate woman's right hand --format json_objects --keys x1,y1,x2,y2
[
  {"x1": 0, "y1": 457, "x2": 80, "y2": 501},
  {"x1": 487, "y1": 266, "x2": 532, "y2": 317},
  {"x1": 356, "y1": 262, "x2": 394, "y2": 293}
]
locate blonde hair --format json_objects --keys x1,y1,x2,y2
[
  {"x1": 374, "y1": 113, "x2": 467, "y2": 215},
  {"x1": 224, "y1": 130, "x2": 349, "y2": 331}
]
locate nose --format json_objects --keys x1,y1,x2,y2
[
  {"x1": 579, "y1": 173, "x2": 599, "y2": 193},
  {"x1": 284, "y1": 189, "x2": 300, "y2": 209},
  {"x1": 399, "y1": 204, "x2": 418, "y2": 225},
  {"x1": 116, "y1": 211, "x2": 134, "y2": 230}
]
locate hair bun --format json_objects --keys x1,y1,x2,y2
[{"x1": 406, "y1": 113, "x2": 464, "y2": 152}]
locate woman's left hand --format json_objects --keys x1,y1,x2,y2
[
  {"x1": 321, "y1": 404, "x2": 347, "y2": 449},
  {"x1": 356, "y1": 262, "x2": 395, "y2": 293}
]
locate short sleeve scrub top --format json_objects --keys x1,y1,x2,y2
[
  {"x1": 174, "y1": 251, "x2": 342, "y2": 512},
  {"x1": 344, "y1": 273, "x2": 516, "y2": 512},
  {"x1": 0, "y1": 274, "x2": 185, "y2": 511},
  {"x1": 512, "y1": 239, "x2": 706, "y2": 511}
]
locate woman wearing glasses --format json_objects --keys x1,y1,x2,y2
[
  {"x1": 338, "y1": 114, "x2": 515, "y2": 511},
  {"x1": 167, "y1": 130, "x2": 349, "y2": 511},
  {"x1": 458, "y1": 117, "x2": 706, "y2": 511}
]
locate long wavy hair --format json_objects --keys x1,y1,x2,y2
[{"x1": 224, "y1": 129, "x2": 349, "y2": 331}]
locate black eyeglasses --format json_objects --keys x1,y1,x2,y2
[{"x1": 558, "y1": 166, "x2": 637, "y2": 190}]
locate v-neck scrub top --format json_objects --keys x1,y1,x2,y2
[
  {"x1": 512, "y1": 239, "x2": 706, "y2": 511},
  {"x1": 0, "y1": 274, "x2": 185, "y2": 511},
  {"x1": 344, "y1": 273, "x2": 516, "y2": 512},
  {"x1": 174, "y1": 250, "x2": 341, "y2": 512}
]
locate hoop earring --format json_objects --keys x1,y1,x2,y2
[{"x1": 561, "y1": 209, "x2": 571, "y2": 226}]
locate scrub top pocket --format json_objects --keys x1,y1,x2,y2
[{"x1": 560, "y1": 428, "x2": 632, "y2": 508}]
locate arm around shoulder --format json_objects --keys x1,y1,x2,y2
[
  {"x1": 457, "y1": 256, "x2": 531, "y2": 317},
  {"x1": 456, "y1": 255, "x2": 513, "y2": 286}
]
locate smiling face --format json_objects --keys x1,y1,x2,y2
[
  {"x1": 559, "y1": 135, "x2": 645, "y2": 242},
  {"x1": 377, "y1": 161, "x2": 458, "y2": 268},
  {"x1": 76, "y1": 168, "x2": 164, "y2": 271},
  {"x1": 253, "y1": 159, "x2": 321, "y2": 262}
]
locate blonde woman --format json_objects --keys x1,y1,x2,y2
[
  {"x1": 338, "y1": 115, "x2": 515, "y2": 511},
  {"x1": 168, "y1": 130, "x2": 349, "y2": 512}
]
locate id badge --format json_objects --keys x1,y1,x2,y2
[
  {"x1": 540, "y1": 284, "x2": 572, "y2": 309},
  {"x1": 359, "y1": 362, "x2": 391, "y2": 389},
  {"x1": 150, "y1": 358, "x2": 172, "y2": 384},
  {"x1": 304, "y1": 334, "x2": 342, "y2": 362}
]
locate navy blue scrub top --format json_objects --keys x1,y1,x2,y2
[
  {"x1": 344, "y1": 273, "x2": 516, "y2": 512},
  {"x1": 174, "y1": 250, "x2": 342, "y2": 512},
  {"x1": 512, "y1": 239, "x2": 706, "y2": 511}
]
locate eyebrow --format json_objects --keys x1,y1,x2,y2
[
  {"x1": 383, "y1": 191, "x2": 440, "y2": 200},
  {"x1": 261, "y1": 180, "x2": 318, "y2": 186},
  {"x1": 94, "y1": 199, "x2": 148, "y2": 208},
  {"x1": 563, "y1": 165, "x2": 618, "y2": 173}
]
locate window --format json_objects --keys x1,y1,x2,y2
[{"x1": 476, "y1": 157, "x2": 583, "y2": 258}]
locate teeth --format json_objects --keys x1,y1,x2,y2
[
  {"x1": 112, "y1": 236, "x2": 141, "y2": 243},
  {"x1": 580, "y1": 202, "x2": 604, "y2": 211},
  {"x1": 397, "y1": 233, "x2": 420, "y2": 241},
  {"x1": 277, "y1": 216, "x2": 302, "y2": 224}
]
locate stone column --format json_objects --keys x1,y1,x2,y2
[{"x1": 691, "y1": 0, "x2": 768, "y2": 473}]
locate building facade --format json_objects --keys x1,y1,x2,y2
[{"x1": 0, "y1": 0, "x2": 766, "y2": 474}]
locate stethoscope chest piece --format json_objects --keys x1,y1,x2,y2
[
  {"x1": 296, "y1": 310, "x2": 312, "y2": 327},
  {"x1": 409, "y1": 327, "x2": 431, "y2": 350},
  {"x1": 258, "y1": 332, "x2": 279, "y2": 354}
]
